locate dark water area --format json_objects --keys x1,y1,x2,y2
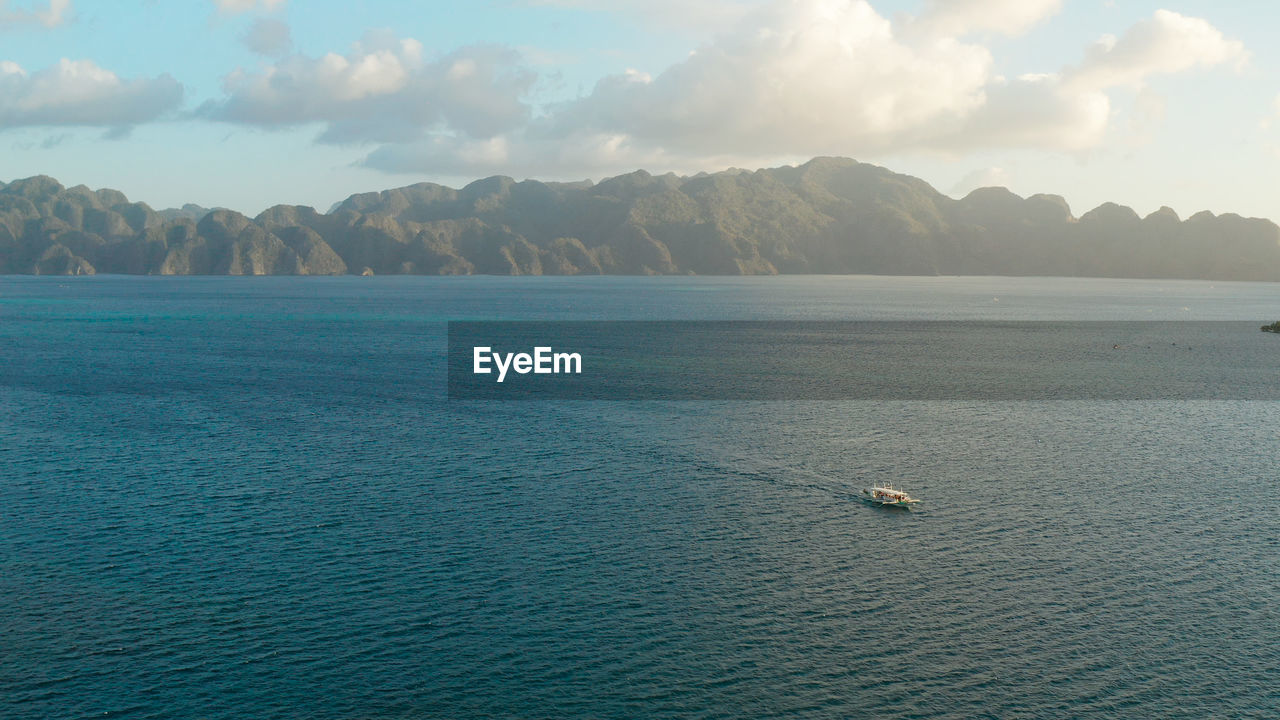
[{"x1": 3, "y1": 275, "x2": 1279, "y2": 719}]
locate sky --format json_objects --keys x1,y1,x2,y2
[{"x1": 2, "y1": 0, "x2": 1278, "y2": 220}]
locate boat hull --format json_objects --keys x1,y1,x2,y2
[{"x1": 864, "y1": 498, "x2": 915, "y2": 509}]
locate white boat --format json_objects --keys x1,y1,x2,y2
[{"x1": 861, "y1": 483, "x2": 921, "y2": 508}]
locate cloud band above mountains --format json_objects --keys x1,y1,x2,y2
[
  {"x1": 351, "y1": 1, "x2": 1247, "y2": 175},
  {"x1": 0, "y1": 0, "x2": 1251, "y2": 176}
]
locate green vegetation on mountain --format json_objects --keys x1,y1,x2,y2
[{"x1": 3, "y1": 157, "x2": 1279, "y2": 279}]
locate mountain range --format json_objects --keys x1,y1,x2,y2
[{"x1": 2, "y1": 157, "x2": 1278, "y2": 280}]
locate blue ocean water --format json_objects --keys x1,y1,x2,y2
[{"x1": 2, "y1": 275, "x2": 1279, "y2": 719}]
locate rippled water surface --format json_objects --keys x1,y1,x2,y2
[{"x1": 3, "y1": 276, "x2": 1280, "y2": 719}]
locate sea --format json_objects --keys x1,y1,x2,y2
[{"x1": 2, "y1": 275, "x2": 1278, "y2": 719}]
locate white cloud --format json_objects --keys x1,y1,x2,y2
[
  {"x1": 0, "y1": 58, "x2": 182, "y2": 129},
  {"x1": 203, "y1": 32, "x2": 534, "y2": 144},
  {"x1": 199, "y1": 1, "x2": 1243, "y2": 178},
  {"x1": 909, "y1": 0, "x2": 1062, "y2": 38},
  {"x1": 1066, "y1": 10, "x2": 1247, "y2": 91},
  {"x1": 214, "y1": 0, "x2": 284, "y2": 14},
  {"x1": 0, "y1": 0, "x2": 72, "y2": 28},
  {"x1": 936, "y1": 10, "x2": 1244, "y2": 153},
  {"x1": 512, "y1": 4, "x2": 1242, "y2": 166},
  {"x1": 363, "y1": 0, "x2": 1053, "y2": 172},
  {"x1": 564, "y1": 1, "x2": 991, "y2": 154}
]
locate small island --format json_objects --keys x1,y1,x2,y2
[{"x1": 1262, "y1": 322, "x2": 1280, "y2": 333}]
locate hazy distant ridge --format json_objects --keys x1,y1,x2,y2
[{"x1": 2, "y1": 157, "x2": 1278, "y2": 279}]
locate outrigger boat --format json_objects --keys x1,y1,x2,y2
[{"x1": 861, "y1": 483, "x2": 921, "y2": 508}]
